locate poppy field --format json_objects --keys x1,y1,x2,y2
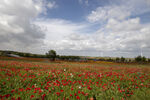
[{"x1": 0, "y1": 59, "x2": 150, "y2": 100}]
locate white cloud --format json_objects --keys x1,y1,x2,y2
[
  {"x1": 87, "y1": 0, "x2": 150, "y2": 23},
  {"x1": 78, "y1": 0, "x2": 150, "y2": 57},
  {"x1": 87, "y1": 5, "x2": 131, "y2": 22},
  {"x1": 57, "y1": 19, "x2": 150, "y2": 57},
  {"x1": 78, "y1": 0, "x2": 89, "y2": 6},
  {"x1": 85, "y1": 0, "x2": 89, "y2": 6},
  {"x1": 47, "y1": 1, "x2": 57, "y2": 9},
  {"x1": 34, "y1": 18, "x2": 89, "y2": 51},
  {"x1": 54, "y1": 0, "x2": 150, "y2": 57},
  {"x1": 34, "y1": 16, "x2": 150, "y2": 57},
  {"x1": 147, "y1": 0, "x2": 150, "y2": 4},
  {"x1": 0, "y1": 0, "x2": 56, "y2": 53},
  {"x1": 0, "y1": 0, "x2": 150, "y2": 57},
  {"x1": 94, "y1": 18, "x2": 148, "y2": 51},
  {"x1": 35, "y1": 18, "x2": 86, "y2": 40},
  {"x1": 78, "y1": 0, "x2": 83, "y2": 4},
  {"x1": 106, "y1": 18, "x2": 141, "y2": 32}
]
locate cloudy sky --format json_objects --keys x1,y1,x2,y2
[{"x1": 0, "y1": 0, "x2": 150, "y2": 57}]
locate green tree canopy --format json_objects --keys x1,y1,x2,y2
[{"x1": 46, "y1": 50, "x2": 57, "y2": 61}]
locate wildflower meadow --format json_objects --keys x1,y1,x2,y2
[{"x1": 0, "y1": 58, "x2": 150, "y2": 100}]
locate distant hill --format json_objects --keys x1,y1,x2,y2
[
  {"x1": 1, "y1": 50, "x2": 149, "y2": 63},
  {"x1": 0, "y1": 50, "x2": 46, "y2": 58}
]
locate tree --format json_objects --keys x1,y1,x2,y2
[
  {"x1": 107, "y1": 58, "x2": 113, "y2": 62},
  {"x1": 128, "y1": 59, "x2": 132, "y2": 63},
  {"x1": 46, "y1": 50, "x2": 57, "y2": 61},
  {"x1": 25, "y1": 53, "x2": 30, "y2": 57},
  {"x1": 142, "y1": 56, "x2": 146, "y2": 62},
  {"x1": 116, "y1": 57, "x2": 120, "y2": 62},
  {"x1": 121, "y1": 56, "x2": 125, "y2": 62},
  {"x1": 135, "y1": 55, "x2": 146, "y2": 62},
  {"x1": 148, "y1": 58, "x2": 150, "y2": 62}
]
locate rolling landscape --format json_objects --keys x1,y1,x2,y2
[
  {"x1": 0, "y1": 50, "x2": 150, "y2": 100},
  {"x1": 0, "y1": 0, "x2": 150, "y2": 100}
]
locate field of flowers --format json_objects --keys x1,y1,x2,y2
[{"x1": 0, "y1": 59, "x2": 150, "y2": 100}]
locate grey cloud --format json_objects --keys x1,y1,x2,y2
[
  {"x1": 1, "y1": 0, "x2": 149, "y2": 57},
  {"x1": 0, "y1": 0, "x2": 47, "y2": 51}
]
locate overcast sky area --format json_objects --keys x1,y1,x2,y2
[{"x1": 0, "y1": 0, "x2": 150, "y2": 57}]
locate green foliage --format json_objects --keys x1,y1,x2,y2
[
  {"x1": 0, "y1": 60, "x2": 150, "y2": 100},
  {"x1": 116, "y1": 57, "x2": 120, "y2": 62},
  {"x1": 148, "y1": 58, "x2": 150, "y2": 62},
  {"x1": 135, "y1": 56, "x2": 142, "y2": 62},
  {"x1": 142, "y1": 56, "x2": 146, "y2": 62},
  {"x1": 46, "y1": 50, "x2": 57, "y2": 61},
  {"x1": 0, "y1": 50, "x2": 47, "y2": 58},
  {"x1": 128, "y1": 59, "x2": 132, "y2": 62},
  {"x1": 59, "y1": 56, "x2": 80, "y2": 61},
  {"x1": 121, "y1": 57, "x2": 125, "y2": 62},
  {"x1": 107, "y1": 58, "x2": 113, "y2": 62},
  {"x1": 135, "y1": 56, "x2": 147, "y2": 62}
]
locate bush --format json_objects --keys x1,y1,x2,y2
[
  {"x1": 135, "y1": 56, "x2": 146, "y2": 62},
  {"x1": 116, "y1": 57, "x2": 120, "y2": 62},
  {"x1": 135, "y1": 56, "x2": 142, "y2": 62},
  {"x1": 121, "y1": 57, "x2": 125, "y2": 62},
  {"x1": 142, "y1": 56, "x2": 146, "y2": 62},
  {"x1": 148, "y1": 59, "x2": 150, "y2": 62}
]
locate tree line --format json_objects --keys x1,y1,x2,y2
[
  {"x1": 0, "y1": 50, "x2": 150, "y2": 63},
  {"x1": 98, "y1": 56, "x2": 150, "y2": 63},
  {"x1": 0, "y1": 50, "x2": 81, "y2": 61}
]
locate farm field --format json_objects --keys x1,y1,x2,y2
[{"x1": 0, "y1": 57, "x2": 150, "y2": 100}]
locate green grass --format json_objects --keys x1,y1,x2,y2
[{"x1": 0, "y1": 59, "x2": 150, "y2": 100}]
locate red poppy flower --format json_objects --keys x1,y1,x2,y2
[
  {"x1": 76, "y1": 96, "x2": 80, "y2": 99},
  {"x1": 30, "y1": 95, "x2": 34, "y2": 98},
  {"x1": 56, "y1": 92, "x2": 60, "y2": 96},
  {"x1": 70, "y1": 94, "x2": 73, "y2": 97}
]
